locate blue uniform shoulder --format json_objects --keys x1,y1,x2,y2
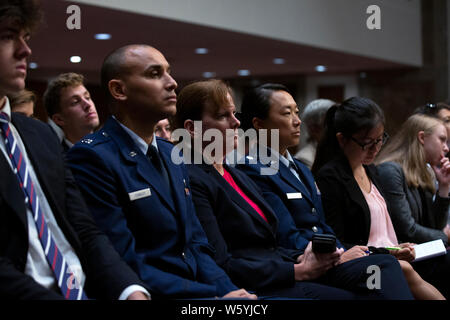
[
  {"x1": 75, "y1": 129, "x2": 111, "y2": 149},
  {"x1": 156, "y1": 136, "x2": 173, "y2": 145}
]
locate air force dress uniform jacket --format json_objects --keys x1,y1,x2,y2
[
  {"x1": 237, "y1": 150, "x2": 343, "y2": 252},
  {"x1": 67, "y1": 117, "x2": 237, "y2": 298}
]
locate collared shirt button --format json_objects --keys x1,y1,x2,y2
[{"x1": 312, "y1": 226, "x2": 318, "y2": 233}]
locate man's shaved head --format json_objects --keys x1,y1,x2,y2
[{"x1": 101, "y1": 44, "x2": 155, "y2": 101}]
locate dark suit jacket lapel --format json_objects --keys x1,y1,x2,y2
[
  {"x1": 336, "y1": 156, "x2": 371, "y2": 236},
  {"x1": 293, "y1": 159, "x2": 316, "y2": 198},
  {"x1": 104, "y1": 118, "x2": 176, "y2": 212},
  {"x1": 0, "y1": 154, "x2": 28, "y2": 230},
  {"x1": 278, "y1": 159, "x2": 314, "y2": 204},
  {"x1": 227, "y1": 165, "x2": 279, "y2": 232},
  {"x1": 200, "y1": 163, "x2": 276, "y2": 234}
]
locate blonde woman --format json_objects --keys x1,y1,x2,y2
[
  {"x1": 375, "y1": 114, "x2": 450, "y2": 299},
  {"x1": 375, "y1": 114, "x2": 450, "y2": 246}
]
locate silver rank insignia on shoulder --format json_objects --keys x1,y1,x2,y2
[
  {"x1": 129, "y1": 151, "x2": 137, "y2": 157},
  {"x1": 81, "y1": 138, "x2": 93, "y2": 144},
  {"x1": 102, "y1": 131, "x2": 109, "y2": 137}
]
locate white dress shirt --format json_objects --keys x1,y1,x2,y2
[
  {"x1": 0, "y1": 98, "x2": 86, "y2": 293},
  {"x1": 1, "y1": 99, "x2": 149, "y2": 299}
]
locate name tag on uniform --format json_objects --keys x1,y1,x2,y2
[
  {"x1": 128, "y1": 188, "x2": 151, "y2": 201},
  {"x1": 286, "y1": 192, "x2": 302, "y2": 199}
]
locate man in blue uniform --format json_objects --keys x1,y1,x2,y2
[{"x1": 67, "y1": 44, "x2": 255, "y2": 299}]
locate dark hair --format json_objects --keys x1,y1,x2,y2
[
  {"x1": 240, "y1": 83, "x2": 291, "y2": 130},
  {"x1": 43, "y1": 73, "x2": 84, "y2": 117},
  {"x1": 173, "y1": 79, "x2": 231, "y2": 130},
  {"x1": 100, "y1": 44, "x2": 151, "y2": 103},
  {"x1": 413, "y1": 102, "x2": 450, "y2": 118},
  {"x1": 0, "y1": 0, "x2": 43, "y2": 33},
  {"x1": 312, "y1": 97, "x2": 385, "y2": 175}
]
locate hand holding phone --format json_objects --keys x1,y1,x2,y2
[{"x1": 312, "y1": 234, "x2": 337, "y2": 253}]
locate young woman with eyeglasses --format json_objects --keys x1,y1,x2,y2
[{"x1": 313, "y1": 97, "x2": 446, "y2": 300}]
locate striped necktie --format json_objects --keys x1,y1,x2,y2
[{"x1": 0, "y1": 112, "x2": 87, "y2": 300}]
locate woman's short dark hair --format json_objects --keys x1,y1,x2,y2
[
  {"x1": 240, "y1": 83, "x2": 291, "y2": 131},
  {"x1": 312, "y1": 97, "x2": 385, "y2": 174}
]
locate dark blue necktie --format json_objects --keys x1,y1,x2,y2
[
  {"x1": 0, "y1": 112, "x2": 87, "y2": 300},
  {"x1": 147, "y1": 144, "x2": 171, "y2": 188},
  {"x1": 289, "y1": 160, "x2": 311, "y2": 197}
]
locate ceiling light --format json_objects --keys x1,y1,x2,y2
[
  {"x1": 70, "y1": 56, "x2": 82, "y2": 63},
  {"x1": 94, "y1": 33, "x2": 112, "y2": 40},
  {"x1": 237, "y1": 69, "x2": 251, "y2": 76},
  {"x1": 315, "y1": 65, "x2": 327, "y2": 72},
  {"x1": 273, "y1": 58, "x2": 285, "y2": 65},
  {"x1": 202, "y1": 72, "x2": 216, "y2": 78},
  {"x1": 195, "y1": 48, "x2": 209, "y2": 54},
  {"x1": 28, "y1": 62, "x2": 38, "y2": 69}
]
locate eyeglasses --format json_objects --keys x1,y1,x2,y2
[{"x1": 350, "y1": 132, "x2": 389, "y2": 151}]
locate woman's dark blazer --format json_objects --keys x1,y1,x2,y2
[
  {"x1": 376, "y1": 161, "x2": 448, "y2": 245},
  {"x1": 186, "y1": 163, "x2": 302, "y2": 291},
  {"x1": 315, "y1": 155, "x2": 388, "y2": 249}
]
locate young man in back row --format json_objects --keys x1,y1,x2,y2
[
  {"x1": 0, "y1": 0, "x2": 149, "y2": 300},
  {"x1": 44, "y1": 72, "x2": 100, "y2": 152}
]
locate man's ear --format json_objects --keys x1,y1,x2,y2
[
  {"x1": 184, "y1": 119, "x2": 195, "y2": 138},
  {"x1": 417, "y1": 130, "x2": 425, "y2": 145},
  {"x1": 51, "y1": 113, "x2": 65, "y2": 128},
  {"x1": 252, "y1": 117, "x2": 264, "y2": 130},
  {"x1": 108, "y1": 79, "x2": 127, "y2": 101}
]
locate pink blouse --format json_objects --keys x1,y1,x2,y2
[
  {"x1": 222, "y1": 168, "x2": 268, "y2": 223},
  {"x1": 362, "y1": 183, "x2": 398, "y2": 247}
]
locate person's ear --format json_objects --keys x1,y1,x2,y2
[
  {"x1": 51, "y1": 113, "x2": 65, "y2": 127},
  {"x1": 417, "y1": 130, "x2": 425, "y2": 145},
  {"x1": 336, "y1": 132, "x2": 346, "y2": 148},
  {"x1": 184, "y1": 119, "x2": 195, "y2": 138},
  {"x1": 108, "y1": 79, "x2": 127, "y2": 101},
  {"x1": 252, "y1": 117, "x2": 264, "y2": 130}
]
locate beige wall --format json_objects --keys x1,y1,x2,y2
[{"x1": 72, "y1": 0, "x2": 422, "y2": 66}]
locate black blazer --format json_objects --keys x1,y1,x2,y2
[
  {"x1": 186, "y1": 163, "x2": 302, "y2": 292},
  {"x1": 0, "y1": 113, "x2": 145, "y2": 299},
  {"x1": 315, "y1": 155, "x2": 389, "y2": 249}
]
